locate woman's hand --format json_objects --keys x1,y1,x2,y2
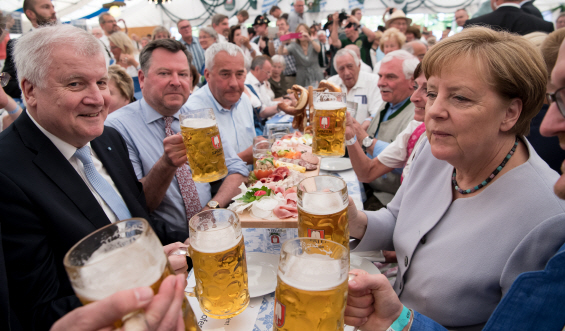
[
  {"x1": 163, "y1": 242, "x2": 189, "y2": 277},
  {"x1": 348, "y1": 196, "x2": 368, "y2": 239},
  {"x1": 241, "y1": 36, "x2": 251, "y2": 49},
  {"x1": 301, "y1": 31, "x2": 311, "y2": 42},
  {"x1": 345, "y1": 270, "x2": 406, "y2": 330}
]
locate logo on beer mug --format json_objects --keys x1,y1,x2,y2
[
  {"x1": 270, "y1": 234, "x2": 280, "y2": 244},
  {"x1": 307, "y1": 229, "x2": 325, "y2": 239},
  {"x1": 320, "y1": 117, "x2": 330, "y2": 129},
  {"x1": 211, "y1": 135, "x2": 221, "y2": 149},
  {"x1": 274, "y1": 299, "x2": 286, "y2": 327}
]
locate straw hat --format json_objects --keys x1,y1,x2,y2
[{"x1": 385, "y1": 10, "x2": 412, "y2": 28}]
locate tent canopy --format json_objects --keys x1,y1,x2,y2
[{"x1": 1, "y1": 0, "x2": 563, "y2": 28}]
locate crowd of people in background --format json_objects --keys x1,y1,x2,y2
[{"x1": 2, "y1": 0, "x2": 565, "y2": 330}]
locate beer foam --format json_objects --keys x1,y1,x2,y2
[
  {"x1": 190, "y1": 226, "x2": 241, "y2": 254},
  {"x1": 74, "y1": 232, "x2": 167, "y2": 301},
  {"x1": 301, "y1": 192, "x2": 346, "y2": 215},
  {"x1": 279, "y1": 254, "x2": 346, "y2": 291},
  {"x1": 313, "y1": 101, "x2": 346, "y2": 111},
  {"x1": 181, "y1": 118, "x2": 216, "y2": 129}
]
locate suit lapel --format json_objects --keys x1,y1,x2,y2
[{"x1": 15, "y1": 112, "x2": 112, "y2": 229}]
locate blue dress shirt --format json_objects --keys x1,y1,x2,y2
[
  {"x1": 105, "y1": 99, "x2": 249, "y2": 232},
  {"x1": 180, "y1": 37, "x2": 206, "y2": 76},
  {"x1": 409, "y1": 242, "x2": 565, "y2": 331},
  {"x1": 185, "y1": 84, "x2": 256, "y2": 155},
  {"x1": 370, "y1": 97, "x2": 412, "y2": 160}
]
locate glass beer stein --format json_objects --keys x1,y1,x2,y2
[
  {"x1": 185, "y1": 209, "x2": 250, "y2": 319},
  {"x1": 63, "y1": 218, "x2": 200, "y2": 331},
  {"x1": 273, "y1": 238, "x2": 350, "y2": 331},
  {"x1": 297, "y1": 175, "x2": 349, "y2": 249},
  {"x1": 180, "y1": 109, "x2": 228, "y2": 183},
  {"x1": 312, "y1": 91, "x2": 347, "y2": 157}
]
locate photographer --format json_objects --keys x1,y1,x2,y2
[{"x1": 330, "y1": 11, "x2": 376, "y2": 69}]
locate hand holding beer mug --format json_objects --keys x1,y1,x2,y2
[
  {"x1": 253, "y1": 135, "x2": 271, "y2": 167},
  {"x1": 297, "y1": 175, "x2": 350, "y2": 249},
  {"x1": 185, "y1": 209, "x2": 250, "y2": 319},
  {"x1": 273, "y1": 238, "x2": 350, "y2": 331},
  {"x1": 180, "y1": 109, "x2": 228, "y2": 183},
  {"x1": 63, "y1": 218, "x2": 200, "y2": 331},
  {"x1": 312, "y1": 92, "x2": 347, "y2": 157}
]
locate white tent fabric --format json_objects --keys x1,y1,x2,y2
[{"x1": 1, "y1": 0, "x2": 563, "y2": 28}]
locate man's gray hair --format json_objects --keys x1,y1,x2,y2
[
  {"x1": 401, "y1": 40, "x2": 428, "y2": 55},
  {"x1": 98, "y1": 12, "x2": 112, "y2": 25},
  {"x1": 271, "y1": 55, "x2": 286, "y2": 67},
  {"x1": 14, "y1": 24, "x2": 103, "y2": 89},
  {"x1": 381, "y1": 50, "x2": 419, "y2": 79},
  {"x1": 250, "y1": 55, "x2": 272, "y2": 71},
  {"x1": 199, "y1": 27, "x2": 218, "y2": 41},
  {"x1": 333, "y1": 48, "x2": 359, "y2": 69},
  {"x1": 205, "y1": 42, "x2": 244, "y2": 71},
  {"x1": 211, "y1": 14, "x2": 228, "y2": 26}
]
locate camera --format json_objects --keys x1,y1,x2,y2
[{"x1": 323, "y1": 10, "x2": 349, "y2": 30}]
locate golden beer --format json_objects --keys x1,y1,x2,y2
[
  {"x1": 297, "y1": 176, "x2": 350, "y2": 249},
  {"x1": 273, "y1": 239, "x2": 349, "y2": 331},
  {"x1": 190, "y1": 236, "x2": 249, "y2": 318},
  {"x1": 187, "y1": 209, "x2": 250, "y2": 319},
  {"x1": 312, "y1": 93, "x2": 347, "y2": 157},
  {"x1": 180, "y1": 111, "x2": 228, "y2": 183},
  {"x1": 65, "y1": 218, "x2": 201, "y2": 331}
]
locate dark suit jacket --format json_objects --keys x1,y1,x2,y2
[
  {"x1": 464, "y1": 6, "x2": 553, "y2": 35},
  {"x1": 521, "y1": 0, "x2": 544, "y2": 19},
  {"x1": 1, "y1": 39, "x2": 21, "y2": 100},
  {"x1": 0, "y1": 112, "x2": 188, "y2": 331}
]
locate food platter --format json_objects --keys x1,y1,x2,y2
[{"x1": 238, "y1": 157, "x2": 320, "y2": 228}]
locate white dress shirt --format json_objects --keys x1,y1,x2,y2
[
  {"x1": 245, "y1": 71, "x2": 276, "y2": 110},
  {"x1": 27, "y1": 110, "x2": 124, "y2": 223},
  {"x1": 377, "y1": 120, "x2": 424, "y2": 180},
  {"x1": 328, "y1": 70, "x2": 383, "y2": 123}
]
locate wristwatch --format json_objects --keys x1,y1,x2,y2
[
  {"x1": 207, "y1": 200, "x2": 219, "y2": 209},
  {"x1": 345, "y1": 135, "x2": 357, "y2": 146},
  {"x1": 362, "y1": 136, "x2": 373, "y2": 153}
]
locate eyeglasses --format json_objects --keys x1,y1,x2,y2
[
  {"x1": 547, "y1": 86, "x2": 565, "y2": 118},
  {"x1": 260, "y1": 68, "x2": 271, "y2": 76},
  {"x1": 0, "y1": 72, "x2": 10, "y2": 88}
]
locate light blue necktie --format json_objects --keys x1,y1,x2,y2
[{"x1": 74, "y1": 146, "x2": 132, "y2": 221}]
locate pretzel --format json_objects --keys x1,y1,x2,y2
[
  {"x1": 278, "y1": 85, "x2": 309, "y2": 117},
  {"x1": 317, "y1": 80, "x2": 342, "y2": 92}
]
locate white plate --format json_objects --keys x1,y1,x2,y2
[
  {"x1": 320, "y1": 158, "x2": 353, "y2": 171},
  {"x1": 246, "y1": 252, "x2": 279, "y2": 297}
]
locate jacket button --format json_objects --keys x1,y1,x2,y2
[
  {"x1": 399, "y1": 282, "x2": 402, "y2": 290},
  {"x1": 420, "y1": 236, "x2": 427, "y2": 245},
  {"x1": 404, "y1": 256, "x2": 408, "y2": 267}
]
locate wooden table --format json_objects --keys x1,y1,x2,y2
[{"x1": 239, "y1": 159, "x2": 320, "y2": 228}]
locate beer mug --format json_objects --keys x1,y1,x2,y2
[
  {"x1": 297, "y1": 175, "x2": 350, "y2": 249},
  {"x1": 312, "y1": 91, "x2": 347, "y2": 157},
  {"x1": 273, "y1": 238, "x2": 349, "y2": 331},
  {"x1": 185, "y1": 209, "x2": 250, "y2": 319},
  {"x1": 180, "y1": 109, "x2": 228, "y2": 183},
  {"x1": 63, "y1": 218, "x2": 200, "y2": 331}
]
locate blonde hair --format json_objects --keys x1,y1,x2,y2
[
  {"x1": 152, "y1": 26, "x2": 170, "y2": 40},
  {"x1": 380, "y1": 27, "x2": 406, "y2": 52},
  {"x1": 540, "y1": 28, "x2": 565, "y2": 79},
  {"x1": 523, "y1": 32, "x2": 548, "y2": 49},
  {"x1": 422, "y1": 27, "x2": 547, "y2": 136},
  {"x1": 294, "y1": 23, "x2": 309, "y2": 43},
  {"x1": 108, "y1": 31, "x2": 137, "y2": 56},
  {"x1": 108, "y1": 65, "x2": 134, "y2": 102}
]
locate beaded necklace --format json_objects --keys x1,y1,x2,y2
[{"x1": 452, "y1": 137, "x2": 519, "y2": 195}]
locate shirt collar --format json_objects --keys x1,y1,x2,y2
[
  {"x1": 246, "y1": 71, "x2": 261, "y2": 86},
  {"x1": 141, "y1": 98, "x2": 180, "y2": 124},
  {"x1": 202, "y1": 84, "x2": 242, "y2": 113},
  {"x1": 498, "y1": 3, "x2": 521, "y2": 9},
  {"x1": 390, "y1": 96, "x2": 411, "y2": 111},
  {"x1": 27, "y1": 109, "x2": 91, "y2": 160}
]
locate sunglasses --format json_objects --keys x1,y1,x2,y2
[
  {"x1": 344, "y1": 22, "x2": 358, "y2": 29},
  {"x1": 547, "y1": 86, "x2": 565, "y2": 119},
  {"x1": 0, "y1": 72, "x2": 10, "y2": 88}
]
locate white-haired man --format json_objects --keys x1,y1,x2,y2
[
  {"x1": 288, "y1": 0, "x2": 307, "y2": 32},
  {"x1": 185, "y1": 43, "x2": 256, "y2": 164},
  {"x1": 106, "y1": 39, "x2": 248, "y2": 233},
  {"x1": 0, "y1": 25, "x2": 189, "y2": 330},
  {"x1": 245, "y1": 55, "x2": 281, "y2": 119},
  {"x1": 328, "y1": 48, "x2": 382, "y2": 124},
  {"x1": 348, "y1": 50, "x2": 418, "y2": 208},
  {"x1": 401, "y1": 40, "x2": 427, "y2": 62}
]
